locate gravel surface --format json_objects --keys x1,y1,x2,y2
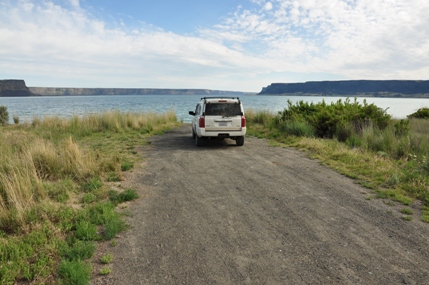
[{"x1": 92, "y1": 124, "x2": 429, "y2": 285}]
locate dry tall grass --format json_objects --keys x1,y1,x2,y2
[
  {"x1": 0, "y1": 133, "x2": 95, "y2": 228},
  {"x1": 0, "y1": 110, "x2": 178, "y2": 230}
]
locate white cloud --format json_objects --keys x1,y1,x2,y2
[
  {"x1": 69, "y1": 0, "x2": 79, "y2": 7},
  {"x1": 0, "y1": 0, "x2": 428, "y2": 91},
  {"x1": 0, "y1": 0, "x2": 268, "y2": 90},
  {"x1": 263, "y1": 2, "x2": 273, "y2": 11},
  {"x1": 205, "y1": 0, "x2": 429, "y2": 80}
]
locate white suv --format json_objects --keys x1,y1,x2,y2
[{"x1": 188, "y1": 97, "x2": 246, "y2": 146}]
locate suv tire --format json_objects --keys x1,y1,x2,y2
[
  {"x1": 195, "y1": 135, "x2": 203, "y2": 147},
  {"x1": 236, "y1": 136, "x2": 244, "y2": 146}
]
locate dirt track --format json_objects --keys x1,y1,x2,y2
[{"x1": 94, "y1": 124, "x2": 429, "y2": 285}]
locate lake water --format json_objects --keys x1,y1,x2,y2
[{"x1": 1, "y1": 95, "x2": 429, "y2": 124}]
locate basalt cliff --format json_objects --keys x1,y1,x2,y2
[
  {"x1": 0, "y1": 80, "x2": 35, "y2": 97},
  {"x1": 259, "y1": 80, "x2": 429, "y2": 97},
  {"x1": 28, "y1": 87, "x2": 252, "y2": 96}
]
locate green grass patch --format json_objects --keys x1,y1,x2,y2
[{"x1": 0, "y1": 110, "x2": 181, "y2": 284}]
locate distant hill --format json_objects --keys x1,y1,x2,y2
[
  {"x1": 0, "y1": 79, "x2": 35, "y2": 97},
  {"x1": 259, "y1": 80, "x2": 429, "y2": 97},
  {"x1": 0, "y1": 79, "x2": 254, "y2": 97},
  {"x1": 29, "y1": 87, "x2": 254, "y2": 96}
]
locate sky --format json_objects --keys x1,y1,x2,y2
[{"x1": 1, "y1": 0, "x2": 429, "y2": 92}]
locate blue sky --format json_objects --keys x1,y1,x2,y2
[{"x1": 1, "y1": 0, "x2": 429, "y2": 92}]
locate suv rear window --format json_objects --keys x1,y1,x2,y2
[{"x1": 204, "y1": 103, "x2": 242, "y2": 116}]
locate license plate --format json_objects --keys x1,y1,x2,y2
[{"x1": 219, "y1": 122, "x2": 227, "y2": 127}]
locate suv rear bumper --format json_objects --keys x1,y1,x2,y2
[{"x1": 197, "y1": 128, "x2": 246, "y2": 138}]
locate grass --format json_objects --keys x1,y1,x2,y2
[
  {"x1": 246, "y1": 105, "x2": 429, "y2": 222},
  {"x1": 0, "y1": 110, "x2": 180, "y2": 284}
]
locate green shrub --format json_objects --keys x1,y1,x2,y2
[
  {"x1": 408, "y1": 108, "x2": 429, "y2": 119},
  {"x1": 278, "y1": 98, "x2": 391, "y2": 139},
  {"x1": 0, "y1": 106, "x2": 9, "y2": 125}
]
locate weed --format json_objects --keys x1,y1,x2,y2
[
  {"x1": 401, "y1": 216, "x2": 413, "y2": 221},
  {"x1": 75, "y1": 220, "x2": 100, "y2": 241},
  {"x1": 86, "y1": 202, "x2": 116, "y2": 225},
  {"x1": 121, "y1": 161, "x2": 133, "y2": 171},
  {"x1": 44, "y1": 179, "x2": 75, "y2": 203},
  {"x1": 58, "y1": 260, "x2": 92, "y2": 285},
  {"x1": 100, "y1": 253, "x2": 114, "y2": 264},
  {"x1": 400, "y1": 208, "x2": 413, "y2": 215},
  {"x1": 83, "y1": 192, "x2": 97, "y2": 204},
  {"x1": 107, "y1": 172, "x2": 121, "y2": 182},
  {"x1": 99, "y1": 266, "x2": 112, "y2": 275},
  {"x1": 82, "y1": 177, "x2": 103, "y2": 192},
  {"x1": 103, "y1": 215, "x2": 126, "y2": 240},
  {"x1": 109, "y1": 189, "x2": 139, "y2": 205},
  {"x1": 61, "y1": 240, "x2": 96, "y2": 261}
]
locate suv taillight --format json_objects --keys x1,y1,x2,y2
[
  {"x1": 241, "y1": 116, "x2": 246, "y2": 128},
  {"x1": 199, "y1": 116, "x2": 205, "y2": 128}
]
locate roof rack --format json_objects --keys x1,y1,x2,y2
[{"x1": 201, "y1": 96, "x2": 239, "y2": 100}]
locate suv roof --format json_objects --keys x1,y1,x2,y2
[{"x1": 200, "y1": 97, "x2": 241, "y2": 103}]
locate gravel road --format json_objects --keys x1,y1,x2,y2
[{"x1": 94, "y1": 124, "x2": 429, "y2": 285}]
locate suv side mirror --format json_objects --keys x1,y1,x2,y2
[{"x1": 189, "y1": 111, "x2": 195, "y2": 116}]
